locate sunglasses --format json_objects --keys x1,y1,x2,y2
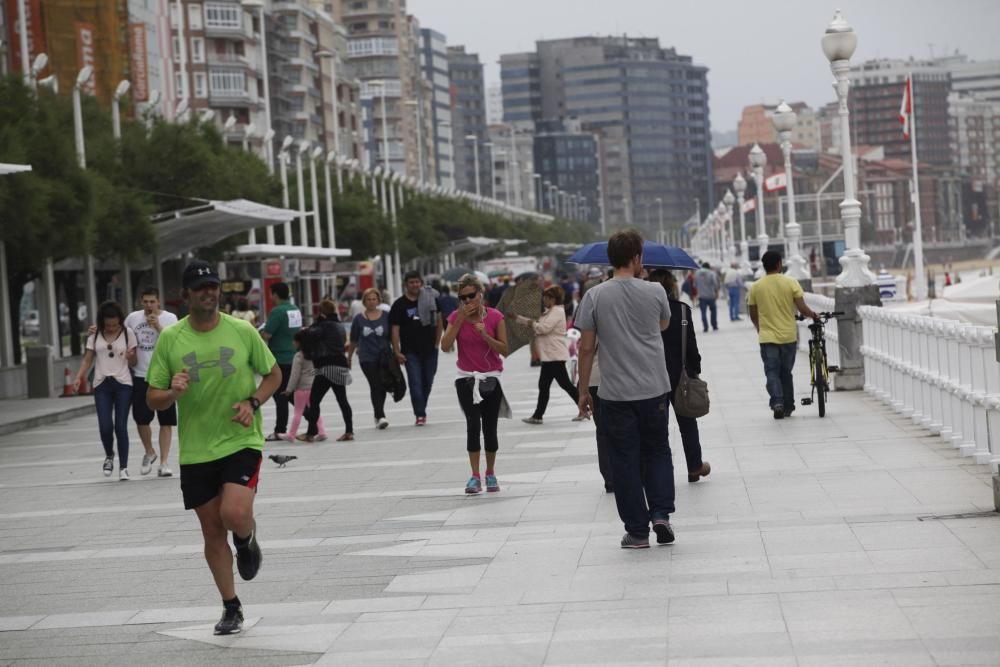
[
  {"x1": 458, "y1": 292, "x2": 478, "y2": 302},
  {"x1": 107, "y1": 344, "x2": 115, "y2": 359}
]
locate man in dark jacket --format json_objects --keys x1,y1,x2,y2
[{"x1": 650, "y1": 270, "x2": 711, "y2": 483}]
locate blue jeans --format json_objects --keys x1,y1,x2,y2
[
  {"x1": 404, "y1": 349, "x2": 438, "y2": 418},
  {"x1": 698, "y1": 298, "x2": 718, "y2": 331},
  {"x1": 601, "y1": 393, "x2": 675, "y2": 537},
  {"x1": 727, "y1": 285, "x2": 741, "y2": 320},
  {"x1": 94, "y1": 378, "x2": 133, "y2": 468},
  {"x1": 760, "y1": 343, "x2": 797, "y2": 411}
]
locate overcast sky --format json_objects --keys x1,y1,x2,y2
[{"x1": 409, "y1": 0, "x2": 1000, "y2": 134}]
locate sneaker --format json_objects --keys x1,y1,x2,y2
[
  {"x1": 772, "y1": 406, "x2": 785, "y2": 420},
  {"x1": 465, "y1": 476, "x2": 482, "y2": 494},
  {"x1": 377, "y1": 418, "x2": 389, "y2": 430},
  {"x1": 213, "y1": 605, "x2": 244, "y2": 635},
  {"x1": 783, "y1": 405, "x2": 795, "y2": 417},
  {"x1": 485, "y1": 474, "x2": 500, "y2": 492},
  {"x1": 102, "y1": 457, "x2": 114, "y2": 477},
  {"x1": 315, "y1": 434, "x2": 328, "y2": 442},
  {"x1": 264, "y1": 432, "x2": 284, "y2": 442},
  {"x1": 521, "y1": 417, "x2": 543, "y2": 425},
  {"x1": 235, "y1": 521, "x2": 262, "y2": 581},
  {"x1": 140, "y1": 453, "x2": 157, "y2": 476},
  {"x1": 119, "y1": 468, "x2": 130, "y2": 481},
  {"x1": 157, "y1": 466, "x2": 173, "y2": 478},
  {"x1": 652, "y1": 519, "x2": 675, "y2": 545},
  {"x1": 415, "y1": 416, "x2": 426, "y2": 426},
  {"x1": 620, "y1": 533, "x2": 650, "y2": 549}
]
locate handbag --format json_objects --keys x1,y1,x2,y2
[{"x1": 672, "y1": 304, "x2": 710, "y2": 418}]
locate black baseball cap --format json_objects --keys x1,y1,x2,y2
[{"x1": 182, "y1": 260, "x2": 222, "y2": 290}]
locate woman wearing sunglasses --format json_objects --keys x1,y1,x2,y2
[
  {"x1": 75, "y1": 301, "x2": 138, "y2": 480},
  {"x1": 440, "y1": 274, "x2": 509, "y2": 494}
]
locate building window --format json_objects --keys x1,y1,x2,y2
[
  {"x1": 175, "y1": 72, "x2": 184, "y2": 95},
  {"x1": 204, "y1": 2, "x2": 241, "y2": 29},
  {"x1": 188, "y1": 4, "x2": 203, "y2": 30},
  {"x1": 350, "y1": 0, "x2": 366, "y2": 8},
  {"x1": 191, "y1": 37, "x2": 205, "y2": 63},
  {"x1": 172, "y1": 37, "x2": 181, "y2": 62},
  {"x1": 194, "y1": 73, "x2": 207, "y2": 98},
  {"x1": 209, "y1": 69, "x2": 246, "y2": 95},
  {"x1": 169, "y1": 3, "x2": 178, "y2": 28}
]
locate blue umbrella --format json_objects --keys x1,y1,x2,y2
[{"x1": 567, "y1": 241, "x2": 699, "y2": 270}]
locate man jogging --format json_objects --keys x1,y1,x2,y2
[
  {"x1": 147, "y1": 261, "x2": 282, "y2": 635},
  {"x1": 390, "y1": 271, "x2": 443, "y2": 425},
  {"x1": 124, "y1": 287, "x2": 179, "y2": 476},
  {"x1": 261, "y1": 282, "x2": 301, "y2": 441},
  {"x1": 748, "y1": 251, "x2": 819, "y2": 419},
  {"x1": 576, "y1": 230, "x2": 676, "y2": 549}
]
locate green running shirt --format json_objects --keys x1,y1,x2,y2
[{"x1": 147, "y1": 313, "x2": 277, "y2": 465}]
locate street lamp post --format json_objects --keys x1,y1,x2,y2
[
  {"x1": 484, "y1": 142, "x2": 495, "y2": 200},
  {"x1": 73, "y1": 65, "x2": 99, "y2": 332},
  {"x1": 309, "y1": 145, "x2": 323, "y2": 248},
  {"x1": 315, "y1": 49, "x2": 342, "y2": 190},
  {"x1": 465, "y1": 135, "x2": 481, "y2": 196},
  {"x1": 295, "y1": 140, "x2": 310, "y2": 246},
  {"x1": 822, "y1": 9, "x2": 873, "y2": 287},
  {"x1": 749, "y1": 142, "x2": 769, "y2": 277},
  {"x1": 324, "y1": 151, "x2": 337, "y2": 248},
  {"x1": 111, "y1": 79, "x2": 133, "y2": 309},
  {"x1": 279, "y1": 135, "x2": 293, "y2": 244},
  {"x1": 723, "y1": 190, "x2": 736, "y2": 261},
  {"x1": 733, "y1": 173, "x2": 750, "y2": 270},
  {"x1": 773, "y1": 100, "x2": 810, "y2": 284},
  {"x1": 403, "y1": 100, "x2": 424, "y2": 183},
  {"x1": 655, "y1": 197, "x2": 664, "y2": 244}
]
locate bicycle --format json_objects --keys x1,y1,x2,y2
[{"x1": 797, "y1": 311, "x2": 843, "y2": 417}]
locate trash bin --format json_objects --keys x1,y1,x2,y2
[{"x1": 26, "y1": 345, "x2": 54, "y2": 398}]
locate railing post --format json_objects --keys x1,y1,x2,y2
[
  {"x1": 971, "y1": 327, "x2": 992, "y2": 464},
  {"x1": 890, "y1": 314, "x2": 905, "y2": 413},
  {"x1": 936, "y1": 320, "x2": 955, "y2": 442},
  {"x1": 904, "y1": 316, "x2": 921, "y2": 421},
  {"x1": 948, "y1": 322, "x2": 965, "y2": 449},
  {"x1": 958, "y1": 324, "x2": 978, "y2": 457}
]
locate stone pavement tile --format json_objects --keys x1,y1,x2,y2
[
  {"x1": 544, "y1": 636, "x2": 667, "y2": 665},
  {"x1": 761, "y1": 522, "x2": 864, "y2": 556},
  {"x1": 793, "y1": 639, "x2": 935, "y2": 666},
  {"x1": 850, "y1": 518, "x2": 965, "y2": 550},
  {"x1": 924, "y1": 637, "x2": 1000, "y2": 666},
  {"x1": 779, "y1": 590, "x2": 918, "y2": 642},
  {"x1": 31, "y1": 609, "x2": 140, "y2": 630},
  {"x1": 0, "y1": 614, "x2": 43, "y2": 631},
  {"x1": 727, "y1": 576, "x2": 837, "y2": 595},
  {"x1": 867, "y1": 545, "x2": 985, "y2": 573},
  {"x1": 320, "y1": 595, "x2": 424, "y2": 615},
  {"x1": 769, "y1": 551, "x2": 876, "y2": 577},
  {"x1": 669, "y1": 552, "x2": 770, "y2": 577},
  {"x1": 668, "y1": 632, "x2": 795, "y2": 663},
  {"x1": 831, "y1": 571, "x2": 949, "y2": 591},
  {"x1": 428, "y1": 633, "x2": 550, "y2": 667},
  {"x1": 446, "y1": 607, "x2": 560, "y2": 636}
]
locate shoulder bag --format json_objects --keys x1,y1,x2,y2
[{"x1": 672, "y1": 304, "x2": 710, "y2": 419}]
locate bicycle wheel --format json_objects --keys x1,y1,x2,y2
[{"x1": 814, "y1": 353, "x2": 827, "y2": 418}]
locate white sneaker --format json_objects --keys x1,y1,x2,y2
[
  {"x1": 102, "y1": 457, "x2": 114, "y2": 477},
  {"x1": 377, "y1": 418, "x2": 389, "y2": 430},
  {"x1": 157, "y1": 466, "x2": 173, "y2": 478},
  {"x1": 140, "y1": 453, "x2": 157, "y2": 475},
  {"x1": 119, "y1": 468, "x2": 130, "y2": 481}
]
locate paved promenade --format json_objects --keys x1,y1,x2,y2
[{"x1": 0, "y1": 319, "x2": 998, "y2": 666}]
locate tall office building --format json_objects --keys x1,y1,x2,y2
[
  {"x1": 949, "y1": 93, "x2": 1000, "y2": 234},
  {"x1": 487, "y1": 123, "x2": 534, "y2": 209},
  {"x1": 500, "y1": 36, "x2": 713, "y2": 230},
  {"x1": 533, "y1": 119, "x2": 600, "y2": 225},
  {"x1": 448, "y1": 45, "x2": 487, "y2": 196},
  {"x1": 419, "y1": 28, "x2": 454, "y2": 188},
  {"x1": 332, "y1": 0, "x2": 421, "y2": 175}
]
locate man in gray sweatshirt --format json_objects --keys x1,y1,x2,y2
[{"x1": 694, "y1": 262, "x2": 719, "y2": 332}]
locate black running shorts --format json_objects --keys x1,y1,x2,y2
[
  {"x1": 180, "y1": 448, "x2": 263, "y2": 510},
  {"x1": 132, "y1": 376, "x2": 178, "y2": 426}
]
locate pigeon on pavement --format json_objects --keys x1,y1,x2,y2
[{"x1": 268, "y1": 454, "x2": 298, "y2": 468}]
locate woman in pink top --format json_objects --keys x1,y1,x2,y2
[{"x1": 440, "y1": 274, "x2": 509, "y2": 495}]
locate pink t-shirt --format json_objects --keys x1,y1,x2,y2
[{"x1": 448, "y1": 307, "x2": 505, "y2": 373}]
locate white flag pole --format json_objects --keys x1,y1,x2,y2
[{"x1": 908, "y1": 73, "x2": 927, "y2": 300}]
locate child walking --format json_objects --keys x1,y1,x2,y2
[{"x1": 283, "y1": 331, "x2": 327, "y2": 442}]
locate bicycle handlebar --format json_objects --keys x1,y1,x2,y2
[{"x1": 796, "y1": 311, "x2": 845, "y2": 322}]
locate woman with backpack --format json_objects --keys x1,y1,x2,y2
[
  {"x1": 74, "y1": 301, "x2": 138, "y2": 480},
  {"x1": 300, "y1": 299, "x2": 354, "y2": 442}
]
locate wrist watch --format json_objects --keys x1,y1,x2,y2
[{"x1": 248, "y1": 397, "x2": 261, "y2": 412}]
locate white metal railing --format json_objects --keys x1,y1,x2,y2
[
  {"x1": 859, "y1": 306, "x2": 1000, "y2": 470},
  {"x1": 798, "y1": 293, "x2": 840, "y2": 369}
]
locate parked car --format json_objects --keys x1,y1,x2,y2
[{"x1": 21, "y1": 310, "x2": 39, "y2": 337}]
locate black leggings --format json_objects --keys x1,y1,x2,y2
[
  {"x1": 360, "y1": 361, "x2": 388, "y2": 420},
  {"x1": 455, "y1": 378, "x2": 503, "y2": 453},
  {"x1": 304, "y1": 372, "x2": 354, "y2": 436},
  {"x1": 532, "y1": 360, "x2": 579, "y2": 419}
]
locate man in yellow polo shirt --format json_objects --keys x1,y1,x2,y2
[{"x1": 747, "y1": 251, "x2": 819, "y2": 420}]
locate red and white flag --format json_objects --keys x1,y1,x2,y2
[
  {"x1": 899, "y1": 75, "x2": 913, "y2": 139},
  {"x1": 741, "y1": 198, "x2": 756, "y2": 214},
  {"x1": 764, "y1": 172, "x2": 787, "y2": 193}
]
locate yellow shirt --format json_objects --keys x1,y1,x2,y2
[{"x1": 747, "y1": 274, "x2": 803, "y2": 344}]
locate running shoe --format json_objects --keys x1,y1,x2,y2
[
  {"x1": 485, "y1": 474, "x2": 500, "y2": 492},
  {"x1": 415, "y1": 416, "x2": 426, "y2": 426},
  {"x1": 652, "y1": 519, "x2": 675, "y2": 545},
  {"x1": 119, "y1": 468, "x2": 130, "y2": 481},
  {"x1": 140, "y1": 453, "x2": 157, "y2": 476},
  {"x1": 465, "y1": 476, "x2": 482, "y2": 494},
  {"x1": 235, "y1": 521, "x2": 262, "y2": 581},
  {"x1": 213, "y1": 604, "x2": 244, "y2": 635},
  {"x1": 157, "y1": 466, "x2": 173, "y2": 478},
  {"x1": 377, "y1": 418, "x2": 389, "y2": 430},
  {"x1": 102, "y1": 457, "x2": 114, "y2": 477},
  {"x1": 620, "y1": 533, "x2": 650, "y2": 549},
  {"x1": 521, "y1": 417, "x2": 543, "y2": 425},
  {"x1": 264, "y1": 432, "x2": 284, "y2": 442}
]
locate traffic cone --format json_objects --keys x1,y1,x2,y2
[{"x1": 60, "y1": 367, "x2": 75, "y2": 397}]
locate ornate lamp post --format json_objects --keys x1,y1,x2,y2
[
  {"x1": 748, "y1": 143, "x2": 768, "y2": 277},
  {"x1": 722, "y1": 190, "x2": 736, "y2": 262},
  {"x1": 733, "y1": 173, "x2": 750, "y2": 270},
  {"x1": 772, "y1": 100, "x2": 810, "y2": 284},
  {"x1": 822, "y1": 9, "x2": 873, "y2": 287}
]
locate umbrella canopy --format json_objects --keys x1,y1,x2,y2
[
  {"x1": 567, "y1": 241, "x2": 699, "y2": 270},
  {"x1": 442, "y1": 266, "x2": 474, "y2": 282}
]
